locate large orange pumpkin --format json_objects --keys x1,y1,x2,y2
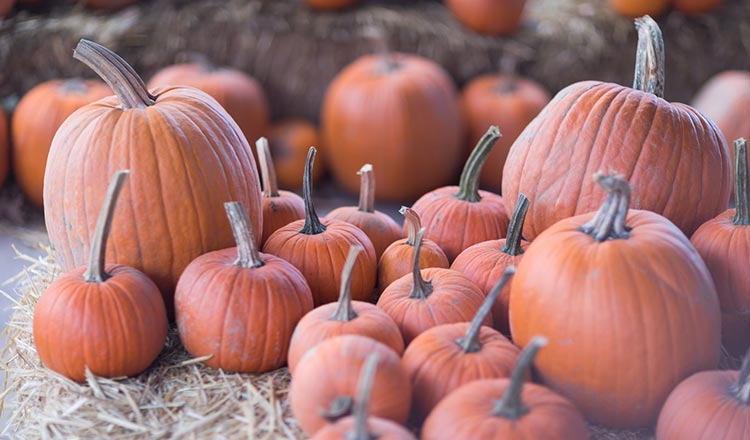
[
  {"x1": 44, "y1": 40, "x2": 263, "y2": 314},
  {"x1": 269, "y1": 119, "x2": 324, "y2": 189},
  {"x1": 445, "y1": 0, "x2": 526, "y2": 36},
  {"x1": 673, "y1": 0, "x2": 723, "y2": 14},
  {"x1": 608, "y1": 0, "x2": 669, "y2": 17},
  {"x1": 502, "y1": 17, "x2": 731, "y2": 240}
]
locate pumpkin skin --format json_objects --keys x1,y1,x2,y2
[
  {"x1": 83, "y1": 0, "x2": 136, "y2": 9},
  {"x1": 12, "y1": 79, "x2": 110, "y2": 206},
  {"x1": 608, "y1": 0, "x2": 669, "y2": 18},
  {"x1": 445, "y1": 0, "x2": 526, "y2": 36},
  {"x1": 322, "y1": 53, "x2": 464, "y2": 201},
  {"x1": 304, "y1": 0, "x2": 357, "y2": 11},
  {"x1": 0, "y1": 0, "x2": 15, "y2": 17},
  {"x1": 673, "y1": 0, "x2": 722, "y2": 14},
  {"x1": 312, "y1": 417, "x2": 415, "y2": 440},
  {"x1": 269, "y1": 119, "x2": 324, "y2": 189},
  {"x1": 0, "y1": 107, "x2": 9, "y2": 190}
]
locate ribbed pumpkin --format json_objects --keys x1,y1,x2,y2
[
  {"x1": 673, "y1": 0, "x2": 723, "y2": 14},
  {"x1": 608, "y1": 0, "x2": 669, "y2": 17},
  {"x1": 174, "y1": 202, "x2": 313, "y2": 373},
  {"x1": 411, "y1": 126, "x2": 509, "y2": 261},
  {"x1": 287, "y1": 245, "x2": 404, "y2": 374},
  {"x1": 44, "y1": 40, "x2": 262, "y2": 314},
  {"x1": 452, "y1": 194, "x2": 529, "y2": 335},
  {"x1": 0, "y1": 107, "x2": 8, "y2": 190},
  {"x1": 264, "y1": 147, "x2": 377, "y2": 306},
  {"x1": 12, "y1": 79, "x2": 110, "y2": 206},
  {"x1": 304, "y1": 0, "x2": 357, "y2": 11},
  {"x1": 502, "y1": 16, "x2": 731, "y2": 240},
  {"x1": 33, "y1": 171, "x2": 168, "y2": 382},
  {"x1": 269, "y1": 119, "x2": 323, "y2": 189},
  {"x1": 402, "y1": 267, "x2": 520, "y2": 419},
  {"x1": 421, "y1": 337, "x2": 589, "y2": 440},
  {"x1": 510, "y1": 172, "x2": 721, "y2": 427},
  {"x1": 445, "y1": 0, "x2": 526, "y2": 35}
]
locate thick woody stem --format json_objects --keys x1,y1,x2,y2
[
  {"x1": 357, "y1": 164, "x2": 375, "y2": 213},
  {"x1": 299, "y1": 147, "x2": 327, "y2": 235},
  {"x1": 456, "y1": 126, "x2": 501, "y2": 203},
  {"x1": 256, "y1": 137, "x2": 280, "y2": 198},
  {"x1": 225, "y1": 202, "x2": 264, "y2": 269},
  {"x1": 400, "y1": 206, "x2": 421, "y2": 246},
  {"x1": 579, "y1": 172, "x2": 632, "y2": 242},
  {"x1": 456, "y1": 267, "x2": 516, "y2": 353},
  {"x1": 733, "y1": 139, "x2": 749, "y2": 226},
  {"x1": 501, "y1": 194, "x2": 529, "y2": 256},
  {"x1": 349, "y1": 353, "x2": 380, "y2": 440},
  {"x1": 633, "y1": 16, "x2": 665, "y2": 98},
  {"x1": 408, "y1": 228, "x2": 434, "y2": 299},
  {"x1": 492, "y1": 336, "x2": 548, "y2": 419},
  {"x1": 733, "y1": 346, "x2": 750, "y2": 405},
  {"x1": 330, "y1": 246, "x2": 362, "y2": 322}
]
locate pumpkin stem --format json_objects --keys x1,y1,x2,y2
[
  {"x1": 73, "y1": 39, "x2": 155, "y2": 110},
  {"x1": 299, "y1": 147, "x2": 327, "y2": 235},
  {"x1": 364, "y1": 26, "x2": 399, "y2": 74},
  {"x1": 224, "y1": 202, "x2": 264, "y2": 269},
  {"x1": 492, "y1": 336, "x2": 547, "y2": 420},
  {"x1": 497, "y1": 54, "x2": 519, "y2": 94},
  {"x1": 501, "y1": 194, "x2": 529, "y2": 256},
  {"x1": 409, "y1": 228, "x2": 434, "y2": 299},
  {"x1": 734, "y1": 347, "x2": 750, "y2": 405},
  {"x1": 331, "y1": 246, "x2": 362, "y2": 322},
  {"x1": 350, "y1": 353, "x2": 380, "y2": 440},
  {"x1": 256, "y1": 137, "x2": 280, "y2": 198},
  {"x1": 357, "y1": 164, "x2": 376, "y2": 213},
  {"x1": 400, "y1": 206, "x2": 421, "y2": 246},
  {"x1": 455, "y1": 126, "x2": 501, "y2": 203},
  {"x1": 633, "y1": 16, "x2": 665, "y2": 98},
  {"x1": 320, "y1": 396, "x2": 354, "y2": 422},
  {"x1": 456, "y1": 266, "x2": 516, "y2": 353},
  {"x1": 579, "y1": 172, "x2": 632, "y2": 242},
  {"x1": 84, "y1": 170, "x2": 130, "y2": 283},
  {"x1": 733, "y1": 139, "x2": 749, "y2": 226}
]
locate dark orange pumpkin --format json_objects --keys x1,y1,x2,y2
[
  {"x1": 673, "y1": 0, "x2": 722, "y2": 14},
  {"x1": 509, "y1": 172, "x2": 721, "y2": 427},
  {"x1": 175, "y1": 202, "x2": 313, "y2": 373},
  {"x1": 0, "y1": 107, "x2": 8, "y2": 190},
  {"x1": 12, "y1": 79, "x2": 110, "y2": 206},
  {"x1": 0, "y1": 0, "x2": 15, "y2": 17},
  {"x1": 502, "y1": 17, "x2": 731, "y2": 240},
  {"x1": 608, "y1": 0, "x2": 669, "y2": 17},
  {"x1": 445, "y1": 0, "x2": 526, "y2": 36},
  {"x1": 287, "y1": 245, "x2": 404, "y2": 374},
  {"x1": 33, "y1": 171, "x2": 168, "y2": 382},
  {"x1": 44, "y1": 40, "x2": 262, "y2": 314},
  {"x1": 402, "y1": 267, "x2": 520, "y2": 419},
  {"x1": 304, "y1": 0, "x2": 357, "y2": 11},
  {"x1": 263, "y1": 147, "x2": 376, "y2": 306},
  {"x1": 269, "y1": 119, "x2": 324, "y2": 189},
  {"x1": 410, "y1": 126, "x2": 509, "y2": 261}
]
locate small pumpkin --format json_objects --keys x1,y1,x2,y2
[
  {"x1": 304, "y1": 0, "x2": 358, "y2": 11},
  {"x1": 264, "y1": 147, "x2": 377, "y2": 306},
  {"x1": 608, "y1": 0, "x2": 669, "y2": 18},
  {"x1": 451, "y1": 194, "x2": 529, "y2": 335},
  {"x1": 402, "y1": 267, "x2": 520, "y2": 419},
  {"x1": 290, "y1": 335, "x2": 412, "y2": 436},
  {"x1": 33, "y1": 171, "x2": 168, "y2": 382},
  {"x1": 0, "y1": 107, "x2": 8, "y2": 190},
  {"x1": 287, "y1": 245, "x2": 404, "y2": 374},
  {"x1": 12, "y1": 79, "x2": 110, "y2": 206},
  {"x1": 378, "y1": 206, "x2": 449, "y2": 289},
  {"x1": 411, "y1": 126, "x2": 509, "y2": 261},
  {"x1": 377, "y1": 228, "x2": 489, "y2": 345},
  {"x1": 673, "y1": 0, "x2": 722, "y2": 14},
  {"x1": 325, "y1": 164, "x2": 402, "y2": 260},
  {"x1": 269, "y1": 119, "x2": 324, "y2": 189},
  {"x1": 445, "y1": 0, "x2": 526, "y2": 36}
]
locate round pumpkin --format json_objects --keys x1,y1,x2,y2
[
  {"x1": 304, "y1": 0, "x2": 357, "y2": 11},
  {"x1": 12, "y1": 79, "x2": 110, "y2": 206},
  {"x1": 608, "y1": 0, "x2": 669, "y2": 17},
  {"x1": 0, "y1": 107, "x2": 9, "y2": 191},
  {"x1": 673, "y1": 0, "x2": 722, "y2": 14},
  {"x1": 445, "y1": 0, "x2": 526, "y2": 35},
  {"x1": 269, "y1": 119, "x2": 324, "y2": 189},
  {"x1": 502, "y1": 16, "x2": 731, "y2": 240}
]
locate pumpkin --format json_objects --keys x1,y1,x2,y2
[
  {"x1": 0, "y1": 107, "x2": 8, "y2": 190},
  {"x1": 322, "y1": 51, "x2": 464, "y2": 201},
  {"x1": 691, "y1": 138, "x2": 750, "y2": 355},
  {"x1": 410, "y1": 126, "x2": 509, "y2": 261},
  {"x1": 509, "y1": 172, "x2": 721, "y2": 427},
  {"x1": 377, "y1": 228, "x2": 489, "y2": 345},
  {"x1": 378, "y1": 206, "x2": 449, "y2": 289},
  {"x1": 0, "y1": 0, "x2": 15, "y2": 17},
  {"x1": 290, "y1": 335, "x2": 411, "y2": 436},
  {"x1": 256, "y1": 137, "x2": 305, "y2": 245},
  {"x1": 608, "y1": 0, "x2": 669, "y2": 17},
  {"x1": 175, "y1": 202, "x2": 313, "y2": 373},
  {"x1": 460, "y1": 69, "x2": 550, "y2": 192},
  {"x1": 451, "y1": 194, "x2": 529, "y2": 335},
  {"x1": 402, "y1": 267, "x2": 520, "y2": 419},
  {"x1": 656, "y1": 348, "x2": 750, "y2": 439},
  {"x1": 673, "y1": 0, "x2": 723, "y2": 14},
  {"x1": 33, "y1": 171, "x2": 168, "y2": 382},
  {"x1": 269, "y1": 119, "x2": 324, "y2": 189},
  {"x1": 148, "y1": 61, "x2": 270, "y2": 150},
  {"x1": 84, "y1": 0, "x2": 136, "y2": 9},
  {"x1": 264, "y1": 147, "x2": 377, "y2": 306},
  {"x1": 287, "y1": 245, "x2": 404, "y2": 374},
  {"x1": 12, "y1": 79, "x2": 110, "y2": 206},
  {"x1": 502, "y1": 16, "x2": 731, "y2": 240},
  {"x1": 304, "y1": 0, "x2": 358, "y2": 11},
  {"x1": 325, "y1": 164, "x2": 402, "y2": 260},
  {"x1": 445, "y1": 0, "x2": 526, "y2": 36},
  {"x1": 421, "y1": 337, "x2": 589, "y2": 440},
  {"x1": 44, "y1": 40, "x2": 263, "y2": 314}
]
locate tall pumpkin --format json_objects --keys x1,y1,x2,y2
[
  {"x1": 44, "y1": 40, "x2": 262, "y2": 313},
  {"x1": 502, "y1": 16, "x2": 731, "y2": 239}
]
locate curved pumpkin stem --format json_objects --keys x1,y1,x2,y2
[
  {"x1": 350, "y1": 353, "x2": 380, "y2": 440},
  {"x1": 84, "y1": 170, "x2": 130, "y2": 283},
  {"x1": 400, "y1": 206, "x2": 421, "y2": 246},
  {"x1": 456, "y1": 266, "x2": 516, "y2": 353},
  {"x1": 492, "y1": 336, "x2": 547, "y2": 419},
  {"x1": 73, "y1": 39, "x2": 155, "y2": 109},
  {"x1": 455, "y1": 126, "x2": 501, "y2": 203},
  {"x1": 633, "y1": 16, "x2": 665, "y2": 98},
  {"x1": 501, "y1": 194, "x2": 529, "y2": 256},
  {"x1": 299, "y1": 147, "x2": 327, "y2": 235},
  {"x1": 735, "y1": 347, "x2": 750, "y2": 405},
  {"x1": 579, "y1": 172, "x2": 632, "y2": 242},
  {"x1": 225, "y1": 202, "x2": 264, "y2": 269},
  {"x1": 357, "y1": 164, "x2": 376, "y2": 213},
  {"x1": 409, "y1": 228, "x2": 434, "y2": 299},
  {"x1": 331, "y1": 246, "x2": 362, "y2": 322},
  {"x1": 733, "y1": 139, "x2": 749, "y2": 226},
  {"x1": 256, "y1": 137, "x2": 280, "y2": 198}
]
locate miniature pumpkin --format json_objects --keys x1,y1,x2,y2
[
  {"x1": 290, "y1": 335, "x2": 411, "y2": 436},
  {"x1": 411, "y1": 126, "x2": 509, "y2": 261},
  {"x1": 510, "y1": 172, "x2": 721, "y2": 427},
  {"x1": 44, "y1": 40, "x2": 263, "y2": 313},
  {"x1": 175, "y1": 202, "x2": 313, "y2": 373},
  {"x1": 269, "y1": 119, "x2": 324, "y2": 189},
  {"x1": 502, "y1": 16, "x2": 731, "y2": 240},
  {"x1": 33, "y1": 171, "x2": 168, "y2": 382},
  {"x1": 264, "y1": 147, "x2": 376, "y2": 306},
  {"x1": 0, "y1": 107, "x2": 8, "y2": 190},
  {"x1": 421, "y1": 337, "x2": 589, "y2": 440},
  {"x1": 12, "y1": 79, "x2": 110, "y2": 206},
  {"x1": 673, "y1": 0, "x2": 722, "y2": 14},
  {"x1": 608, "y1": 0, "x2": 669, "y2": 17},
  {"x1": 304, "y1": 0, "x2": 357, "y2": 11},
  {"x1": 287, "y1": 245, "x2": 404, "y2": 374},
  {"x1": 445, "y1": 0, "x2": 526, "y2": 36}
]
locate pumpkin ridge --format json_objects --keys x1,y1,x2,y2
[{"x1": 618, "y1": 91, "x2": 658, "y2": 196}]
